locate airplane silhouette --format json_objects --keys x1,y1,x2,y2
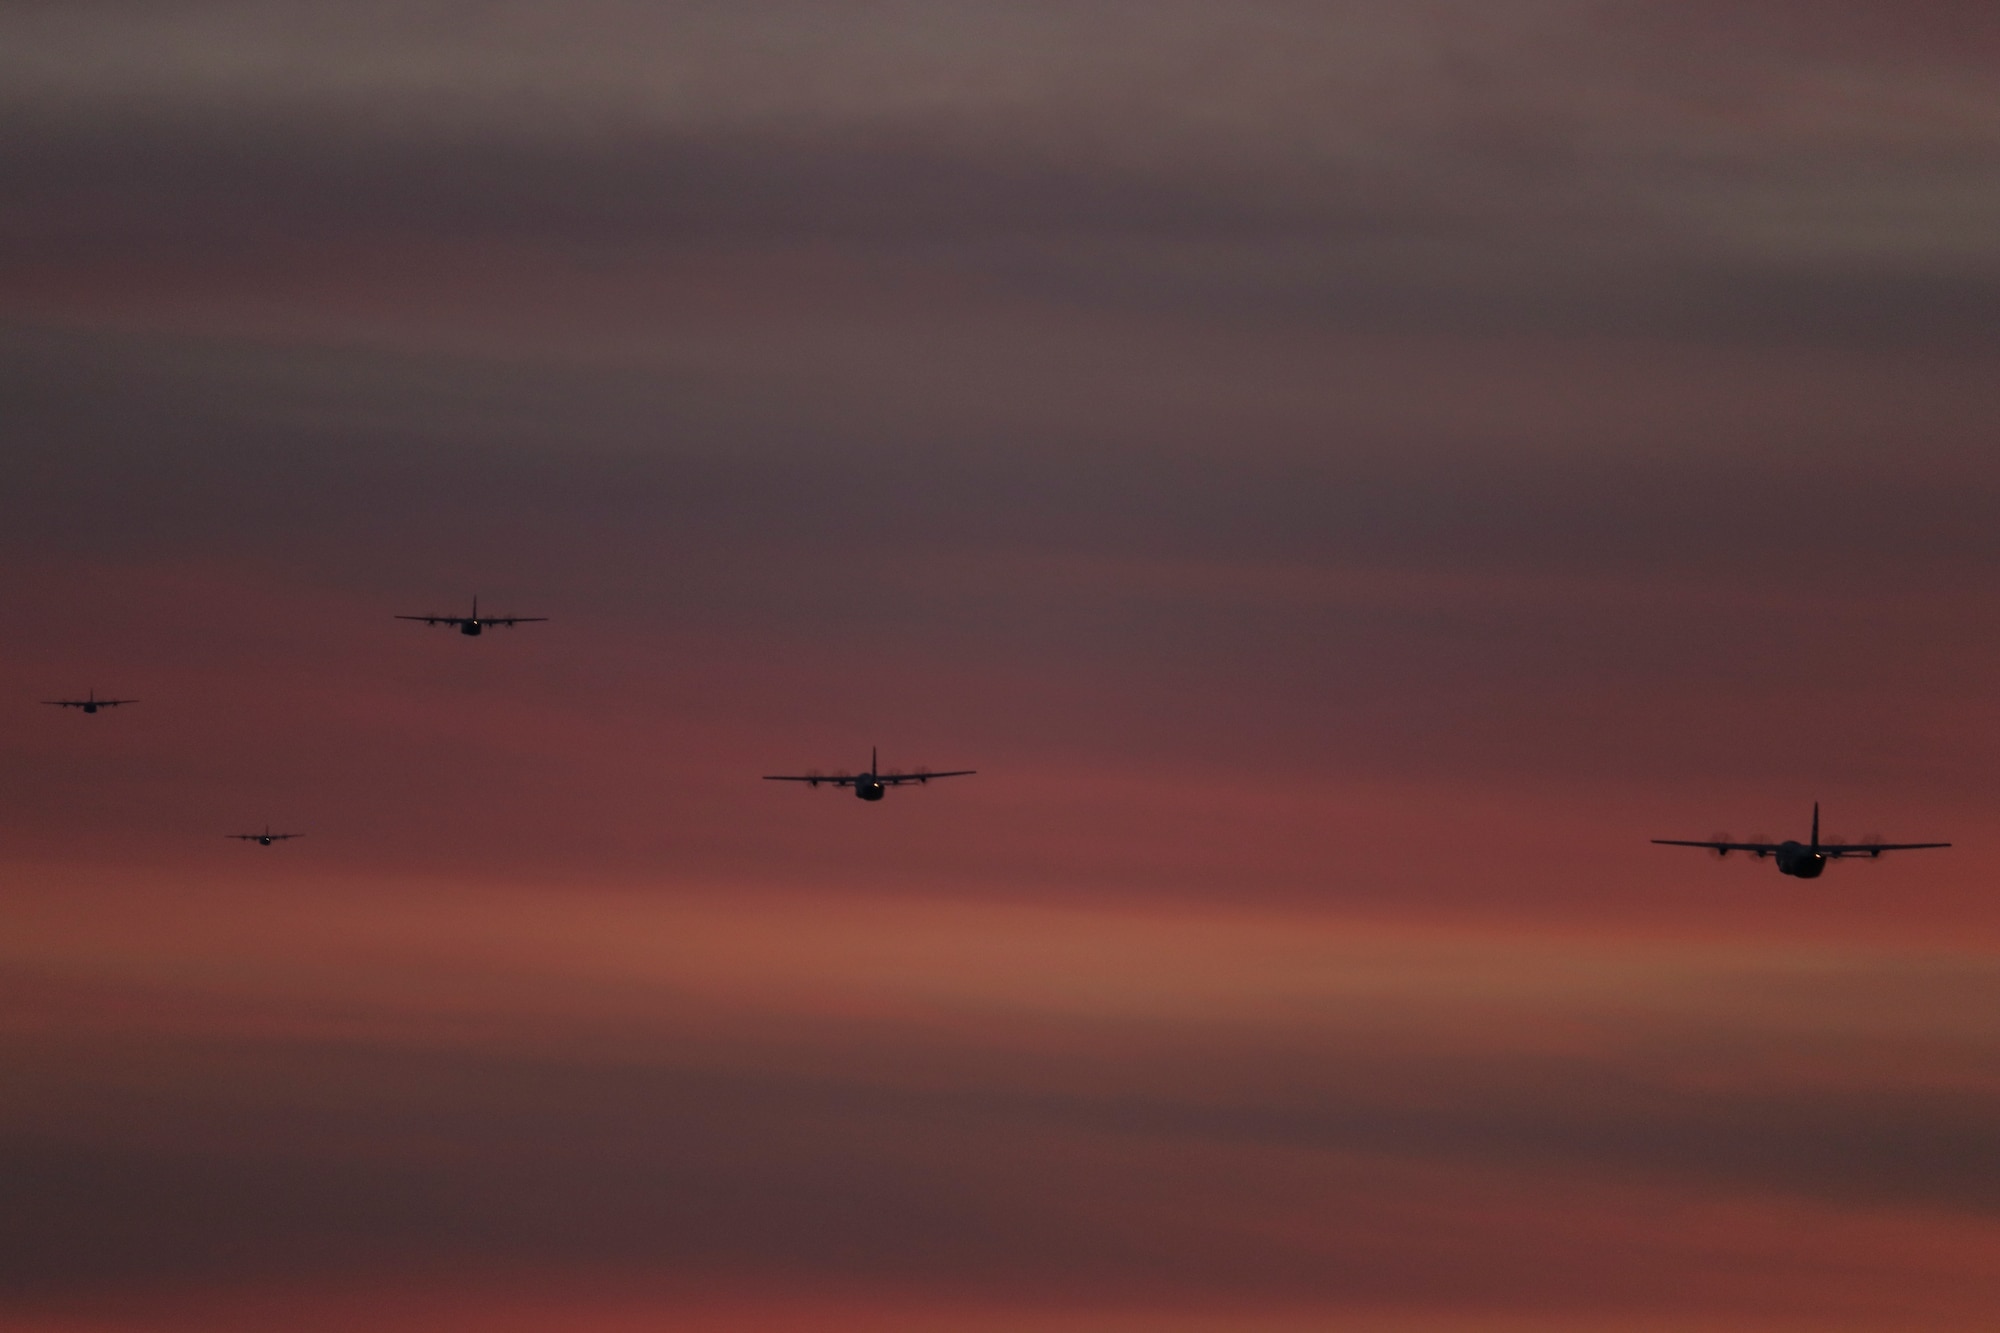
[
  {"x1": 42, "y1": 689, "x2": 136, "y2": 714},
  {"x1": 228, "y1": 826, "x2": 303, "y2": 847},
  {"x1": 396, "y1": 596, "x2": 547, "y2": 637},
  {"x1": 764, "y1": 748, "x2": 975, "y2": 802},
  {"x1": 1653, "y1": 803, "x2": 1948, "y2": 878}
]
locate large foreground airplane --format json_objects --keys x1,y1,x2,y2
[
  {"x1": 396, "y1": 596, "x2": 547, "y2": 637},
  {"x1": 764, "y1": 748, "x2": 975, "y2": 802},
  {"x1": 1653, "y1": 804, "x2": 1948, "y2": 878},
  {"x1": 43, "y1": 689, "x2": 136, "y2": 714},
  {"x1": 229, "y1": 826, "x2": 303, "y2": 847}
]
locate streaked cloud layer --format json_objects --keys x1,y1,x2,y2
[
  {"x1": 9, "y1": 2, "x2": 2000, "y2": 337},
  {"x1": 4, "y1": 2, "x2": 1999, "y2": 1327},
  {"x1": 6, "y1": 886, "x2": 2000, "y2": 1328}
]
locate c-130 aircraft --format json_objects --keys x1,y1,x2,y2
[
  {"x1": 228, "y1": 826, "x2": 303, "y2": 847},
  {"x1": 1653, "y1": 803, "x2": 1948, "y2": 878},
  {"x1": 396, "y1": 596, "x2": 546, "y2": 637},
  {"x1": 43, "y1": 689, "x2": 136, "y2": 714},
  {"x1": 764, "y1": 748, "x2": 975, "y2": 802}
]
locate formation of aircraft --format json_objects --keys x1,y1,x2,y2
[
  {"x1": 764, "y1": 747, "x2": 975, "y2": 801},
  {"x1": 396, "y1": 596, "x2": 547, "y2": 637},
  {"x1": 1653, "y1": 803, "x2": 1949, "y2": 878},
  {"x1": 228, "y1": 827, "x2": 303, "y2": 847},
  {"x1": 43, "y1": 689, "x2": 136, "y2": 714},
  {"x1": 38, "y1": 597, "x2": 1962, "y2": 873},
  {"x1": 46, "y1": 593, "x2": 565, "y2": 843}
]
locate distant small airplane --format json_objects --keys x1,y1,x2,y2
[
  {"x1": 43, "y1": 689, "x2": 136, "y2": 715},
  {"x1": 229, "y1": 826, "x2": 303, "y2": 846},
  {"x1": 1653, "y1": 803, "x2": 1948, "y2": 878},
  {"x1": 764, "y1": 748, "x2": 975, "y2": 802},
  {"x1": 396, "y1": 596, "x2": 547, "y2": 637}
]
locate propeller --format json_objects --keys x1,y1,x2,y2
[
  {"x1": 1708, "y1": 832, "x2": 1732, "y2": 858},
  {"x1": 1746, "y1": 834, "x2": 1770, "y2": 859}
]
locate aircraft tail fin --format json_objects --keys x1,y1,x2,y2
[
  {"x1": 1811, "y1": 802, "x2": 1820, "y2": 852},
  {"x1": 872, "y1": 745, "x2": 879, "y2": 777}
]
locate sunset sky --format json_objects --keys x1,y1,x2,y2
[{"x1": 5, "y1": 3, "x2": 2000, "y2": 1329}]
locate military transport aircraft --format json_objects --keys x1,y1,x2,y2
[
  {"x1": 396, "y1": 596, "x2": 547, "y2": 636},
  {"x1": 1653, "y1": 803, "x2": 1948, "y2": 878},
  {"x1": 764, "y1": 748, "x2": 975, "y2": 802},
  {"x1": 229, "y1": 827, "x2": 303, "y2": 847},
  {"x1": 42, "y1": 689, "x2": 136, "y2": 714}
]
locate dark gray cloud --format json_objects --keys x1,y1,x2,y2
[{"x1": 5, "y1": 2, "x2": 1998, "y2": 341}]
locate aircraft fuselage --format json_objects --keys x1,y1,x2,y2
[
  {"x1": 1773, "y1": 841, "x2": 1826, "y2": 878},
  {"x1": 461, "y1": 621, "x2": 483, "y2": 636},
  {"x1": 855, "y1": 779, "x2": 885, "y2": 801},
  {"x1": 257, "y1": 836, "x2": 276, "y2": 846},
  {"x1": 81, "y1": 703, "x2": 99, "y2": 714}
]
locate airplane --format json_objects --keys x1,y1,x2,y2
[
  {"x1": 764, "y1": 747, "x2": 975, "y2": 802},
  {"x1": 42, "y1": 689, "x2": 136, "y2": 715},
  {"x1": 1653, "y1": 803, "x2": 1948, "y2": 878},
  {"x1": 396, "y1": 596, "x2": 547, "y2": 637},
  {"x1": 228, "y1": 826, "x2": 303, "y2": 847}
]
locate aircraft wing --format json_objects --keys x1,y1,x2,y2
[
  {"x1": 763, "y1": 774, "x2": 856, "y2": 787},
  {"x1": 42, "y1": 699, "x2": 137, "y2": 707},
  {"x1": 1651, "y1": 839, "x2": 1784, "y2": 855},
  {"x1": 1653, "y1": 838, "x2": 1950, "y2": 858},
  {"x1": 879, "y1": 770, "x2": 976, "y2": 785},
  {"x1": 1821, "y1": 841, "x2": 1950, "y2": 858},
  {"x1": 483, "y1": 617, "x2": 548, "y2": 626},
  {"x1": 395, "y1": 615, "x2": 463, "y2": 625}
]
